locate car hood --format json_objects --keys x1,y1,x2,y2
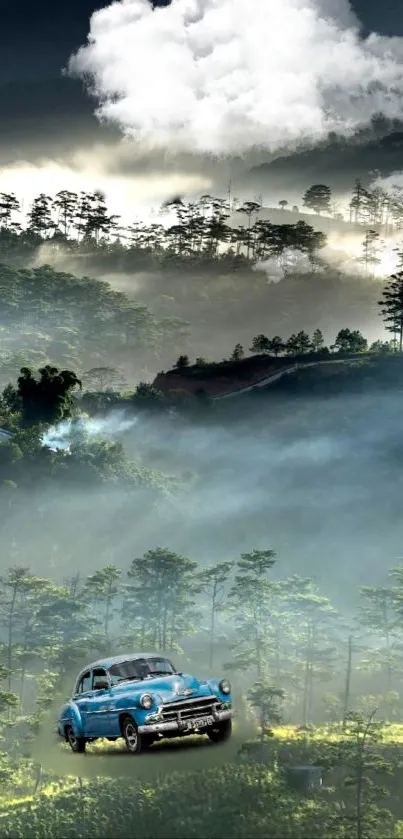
[{"x1": 113, "y1": 672, "x2": 213, "y2": 703}]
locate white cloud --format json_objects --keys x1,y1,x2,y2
[{"x1": 68, "y1": 0, "x2": 403, "y2": 157}]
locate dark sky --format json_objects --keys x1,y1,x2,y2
[
  {"x1": 0, "y1": 1, "x2": 402, "y2": 177},
  {"x1": 1, "y1": 1, "x2": 402, "y2": 91},
  {"x1": 1, "y1": 1, "x2": 402, "y2": 80}
]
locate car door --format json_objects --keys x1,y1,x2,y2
[
  {"x1": 85, "y1": 668, "x2": 113, "y2": 736},
  {"x1": 72, "y1": 671, "x2": 93, "y2": 736}
]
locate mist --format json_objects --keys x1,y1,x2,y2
[
  {"x1": 3, "y1": 381, "x2": 402, "y2": 603},
  {"x1": 3, "y1": 2, "x2": 403, "y2": 831},
  {"x1": 14, "y1": 220, "x2": 392, "y2": 372}
]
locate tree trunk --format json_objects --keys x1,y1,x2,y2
[
  {"x1": 302, "y1": 623, "x2": 313, "y2": 726},
  {"x1": 274, "y1": 629, "x2": 281, "y2": 686},
  {"x1": 209, "y1": 584, "x2": 218, "y2": 670},
  {"x1": 342, "y1": 635, "x2": 353, "y2": 730},
  {"x1": 355, "y1": 748, "x2": 364, "y2": 839},
  {"x1": 7, "y1": 584, "x2": 18, "y2": 693}
]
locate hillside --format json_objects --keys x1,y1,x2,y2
[
  {"x1": 153, "y1": 354, "x2": 295, "y2": 398},
  {"x1": 264, "y1": 353, "x2": 403, "y2": 399},
  {"x1": 228, "y1": 206, "x2": 361, "y2": 238},
  {"x1": 152, "y1": 351, "x2": 399, "y2": 400},
  {"x1": 243, "y1": 129, "x2": 403, "y2": 195}
]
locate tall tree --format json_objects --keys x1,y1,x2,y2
[
  {"x1": 227, "y1": 549, "x2": 278, "y2": 679},
  {"x1": 378, "y1": 272, "x2": 403, "y2": 351},
  {"x1": 201, "y1": 196, "x2": 231, "y2": 255},
  {"x1": 286, "y1": 580, "x2": 338, "y2": 724},
  {"x1": 250, "y1": 335, "x2": 271, "y2": 354},
  {"x1": 198, "y1": 561, "x2": 233, "y2": 668},
  {"x1": 294, "y1": 331, "x2": 312, "y2": 354},
  {"x1": 349, "y1": 179, "x2": 371, "y2": 225},
  {"x1": 236, "y1": 201, "x2": 261, "y2": 259},
  {"x1": 302, "y1": 184, "x2": 332, "y2": 215},
  {"x1": 361, "y1": 229, "x2": 381, "y2": 277},
  {"x1": 124, "y1": 548, "x2": 200, "y2": 651},
  {"x1": 32, "y1": 582, "x2": 95, "y2": 677},
  {"x1": 332, "y1": 329, "x2": 367, "y2": 354},
  {"x1": 0, "y1": 194, "x2": 20, "y2": 231},
  {"x1": 358, "y1": 586, "x2": 397, "y2": 692},
  {"x1": 27, "y1": 194, "x2": 55, "y2": 238},
  {"x1": 230, "y1": 344, "x2": 244, "y2": 362},
  {"x1": 334, "y1": 711, "x2": 394, "y2": 839},
  {"x1": 83, "y1": 565, "x2": 122, "y2": 654},
  {"x1": 311, "y1": 328, "x2": 325, "y2": 352},
  {"x1": 285, "y1": 334, "x2": 300, "y2": 356},
  {"x1": 0, "y1": 566, "x2": 32, "y2": 691},
  {"x1": 284, "y1": 331, "x2": 314, "y2": 355},
  {"x1": 16, "y1": 365, "x2": 81, "y2": 426},
  {"x1": 267, "y1": 336, "x2": 285, "y2": 357},
  {"x1": 52, "y1": 191, "x2": 79, "y2": 238}
]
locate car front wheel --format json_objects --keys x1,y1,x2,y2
[
  {"x1": 207, "y1": 719, "x2": 232, "y2": 743},
  {"x1": 66, "y1": 725, "x2": 86, "y2": 753},
  {"x1": 121, "y1": 716, "x2": 150, "y2": 754}
]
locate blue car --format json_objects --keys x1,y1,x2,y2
[{"x1": 57, "y1": 652, "x2": 233, "y2": 754}]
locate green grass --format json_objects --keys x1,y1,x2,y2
[
  {"x1": 274, "y1": 723, "x2": 403, "y2": 743},
  {"x1": 1, "y1": 725, "x2": 402, "y2": 839},
  {"x1": 1, "y1": 723, "x2": 403, "y2": 819},
  {"x1": 0, "y1": 779, "x2": 78, "y2": 816}
]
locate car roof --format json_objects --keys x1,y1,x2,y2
[{"x1": 76, "y1": 653, "x2": 168, "y2": 682}]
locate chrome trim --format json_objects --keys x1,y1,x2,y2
[
  {"x1": 83, "y1": 708, "x2": 113, "y2": 714},
  {"x1": 162, "y1": 694, "x2": 218, "y2": 709},
  {"x1": 87, "y1": 704, "x2": 140, "y2": 715},
  {"x1": 138, "y1": 709, "x2": 232, "y2": 733},
  {"x1": 160, "y1": 695, "x2": 221, "y2": 722}
]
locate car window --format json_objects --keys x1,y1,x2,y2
[
  {"x1": 148, "y1": 657, "x2": 176, "y2": 675},
  {"x1": 108, "y1": 660, "x2": 141, "y2": 685},
  {"x1": 108, "y1": 657, "x2": 176, "y2": 685},
  {"x1": 76, "y1": 671, "x2": 92, "y2": 694},
  {"x1": 92, "y1": 668, "x2": 109, "y2": 690}
]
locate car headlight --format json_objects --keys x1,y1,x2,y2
[
  {"x1": 139, "y1": 693, "x2": 153, "y2": 709},
  {"x1": 219, "y1": 679, "x2": 231, "y2": 695}
]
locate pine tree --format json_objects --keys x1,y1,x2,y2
[
  {"x1": 27, "y1": 194, "x2": 54, "y2": 238},
  {"x1": 0, "y1": 193, "x2": 20, "y2": 230},
  {"x1": 52, "y1": 191, "x2": 79, "y2": 238},
  {"x1": 378, "y1": 272, "x2": 403, "y2": 351},
  {"x1": 230, "y1": 344, "x2": 244, "y2": 362},
  {"x1": 361, "y1": 229, "x2": 381, "y2": 276},
  {"x1": 302, "y1": 184, "x2": 331, "y2": 215},
  {"x1": 311, "y1": 328, "x2": 325, "y2": 352}
]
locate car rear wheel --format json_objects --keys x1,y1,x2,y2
[
  {"x1": 121, "y1": 716, "x2": 150, "y2": 754},
  {"x1": 66, "y1": 725, "x2": 86, "y2": 753},
  {"x1": 207, "y1": 719, "x2": 232, "y2": 743}
]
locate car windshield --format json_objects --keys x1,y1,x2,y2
[{"x1": 108, "y1": 657, "x2": 176, "y2": 685}]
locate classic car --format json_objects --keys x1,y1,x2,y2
[{"x1": 57, "y1": 652, "x2": 233, "y2": 754}]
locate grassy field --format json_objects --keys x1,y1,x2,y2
[
  {"x1": 2, "y1": 721, "x2": 403, "y2": 805},
  {"x1": 274, "y1": 723, "x2": 403, "y2": 742},
  {"x1": 1, "y1": 724, "x2": 403, "y2": 838}
]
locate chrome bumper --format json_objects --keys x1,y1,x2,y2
[{"x1": 138, "y1": 708, "x2": 232, "y2": 734}]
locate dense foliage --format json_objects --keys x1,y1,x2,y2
[
  {"x1": 0, "y1": 262, "x2": 188, "y2": 389},
  {"x1": 0, "y1": 180, "x2": 397, "y2": 389},
  {"x1": 0, "y1": 178, "x2": 403, "y2": 837}
]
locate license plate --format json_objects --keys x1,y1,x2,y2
[{"x1": 184, "y1": 715, "x2": 213, "y2": 730}]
